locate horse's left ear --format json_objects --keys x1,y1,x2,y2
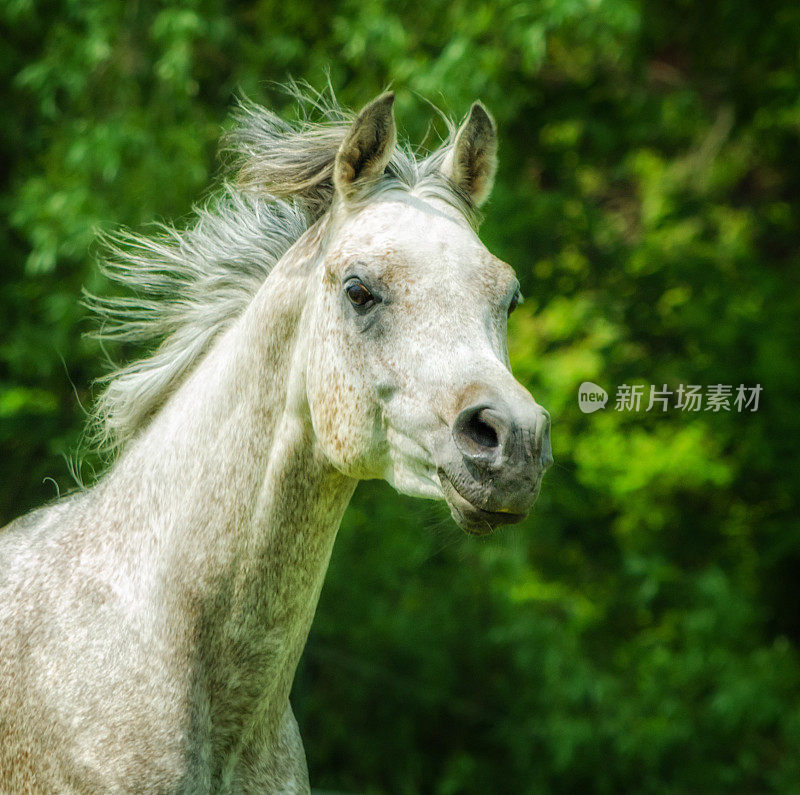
[
  {"x1": 441, "y1": 102, "x2": 498, "y2": 207},
  {"x1": 334, "y1": 92, "x2": 397, "y2": 201}
]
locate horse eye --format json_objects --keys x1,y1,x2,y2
[
  {"x1": 508, "y1": 291, "x2": 521, "y2": 316},
  {"x1": 345, "y1": 279, "x2": 375, "y2": 309}
]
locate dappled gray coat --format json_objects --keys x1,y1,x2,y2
[{"x1": 0, "y1": 89, "x2": 550, "y2": 793}]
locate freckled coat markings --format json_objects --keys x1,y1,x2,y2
[{"x1": 0, "y1": 88, "x2": 534, "y2": 794}]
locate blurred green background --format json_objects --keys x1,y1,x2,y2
[{"x1": 2, "y1": 0, "x2": 800, "y2": 792}]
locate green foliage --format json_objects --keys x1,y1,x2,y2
[{"x1": 2, "y1": 0, "x2": 799, "y2": 791}]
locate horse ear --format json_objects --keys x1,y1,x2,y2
[
  {"x1": 441, "y1": 102, "x2": 498, "y2": 206},
  {"x1": 334, "y1": 92, "x2": 397, "y2": 200}
]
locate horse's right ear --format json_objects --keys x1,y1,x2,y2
[
  {"x1": 334, "y1": 93, "x2": 396, "y2": 201},
  {"x1": 440, "y1": 102, "x2": 498, "y2": 206}
]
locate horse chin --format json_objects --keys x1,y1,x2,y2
[{"x1": 437, "y1": 470, "x2": 528, "y2": 536}]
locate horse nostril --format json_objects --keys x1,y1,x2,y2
[
  {"x1": 453, "y1": 405, "x2": 505, "y2": 461},
  {"x1": 465, "y1": 411, "x2": 499, "y2": 449}
]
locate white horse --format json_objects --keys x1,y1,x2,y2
[{"x1": 0, "y1": 90, "x2": 552, "y2": 792}]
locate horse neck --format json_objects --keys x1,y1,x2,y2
[{"x1": 103, "y1": 244, "x2": 356, "y2": 731}]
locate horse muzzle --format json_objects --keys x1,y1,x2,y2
[{"x1": 437, "y1": 392, "x2": 552, "y2": 535}]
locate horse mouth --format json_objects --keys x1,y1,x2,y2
[{"x1": 437, "y1": 470, "x2": 527, "y2": 536}]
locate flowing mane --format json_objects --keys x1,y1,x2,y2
[{"x1": 87, "y1": 88, "x2": 477, "y2": 456}]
